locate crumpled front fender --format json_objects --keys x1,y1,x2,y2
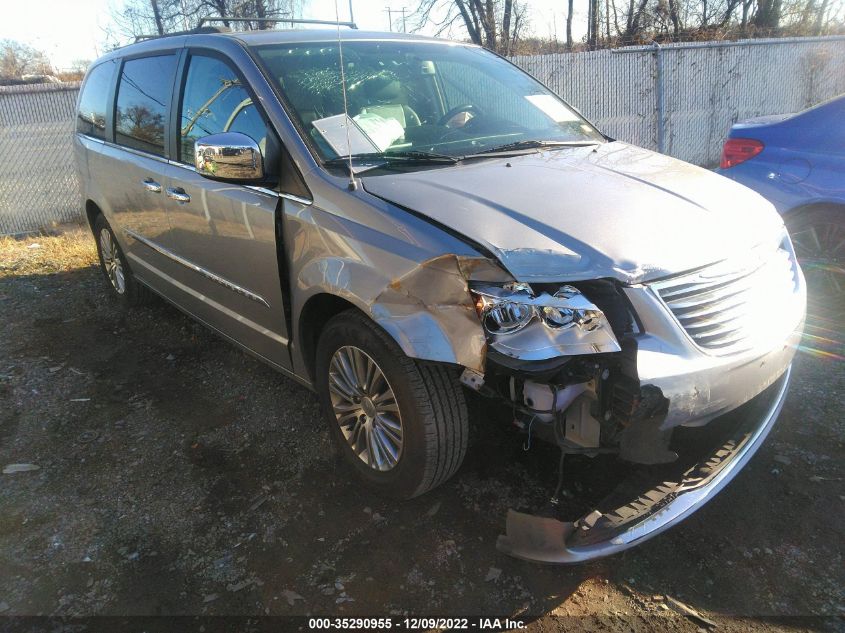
[
  {"x1": 371, "y1": 254, "x2": 509, "y2": 372},
  {"x1": 296, "y1": 251, "x2": 509, "y2": 373},
  {"x1": 287, "y1": 195, "x2": 511, "y2": 376}
]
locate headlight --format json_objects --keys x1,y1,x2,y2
[
  {"x1": 474, "y1": 282, "x2": 535, "y2": 333},
  {"x1": 540, "y1": 285, "x2": 603, "y2": 330},
  {"x1": 471, "y1": 283, "x2": 621, "y2": 359},
  {"x1": 483, "y1": 301, "x2": 534, "y2": 333}
]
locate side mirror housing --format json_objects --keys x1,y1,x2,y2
[{"x1": 195, "y1": 132, "x2": 265, "y2": 183}]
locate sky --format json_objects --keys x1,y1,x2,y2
[{"x1": 0, "y1": 0, "x2": 588, "y2": 70}]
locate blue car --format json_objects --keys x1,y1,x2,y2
[{"x1": 718, "y1": 95, "x2": 845, "y2": 300}]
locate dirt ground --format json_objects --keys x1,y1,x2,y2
[{"x1": 0, "y1": 228, "x2": 843, "y2": 632}]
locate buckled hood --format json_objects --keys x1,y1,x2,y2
[{"x1": 362, "y1": 142, "x2": 785, "y2": 283}]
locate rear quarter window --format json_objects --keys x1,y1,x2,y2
[
  {"x1": 76, "y1": 60, "x2": 116, "y2": 139},
  {"x1": 114, "y1": 55, "x2": 178, "y2": 156}
]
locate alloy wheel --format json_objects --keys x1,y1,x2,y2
[
  {"x1": 99, "y1": 228, "x2": 126, "y2": 294},
  {"x1": 328, "y1": 345, "x2": 404, "y2": 472},
  {"x1": 790, "y1": 221, "x2": 845, "y2": 299}
]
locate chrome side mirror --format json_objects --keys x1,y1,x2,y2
[{"x1": 195, "y1": 132, "x2": 264, "y2": 182}]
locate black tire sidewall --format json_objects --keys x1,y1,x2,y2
[{"x1": 315, "y1": 311, "x2": 433, "y2": 499}]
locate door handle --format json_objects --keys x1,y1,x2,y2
[
  {"x1": 165, "y1": 187, "x2": 191, "y2": 203},
  {"x1": 142, "y1": 178, "x2": 161, "y2": 193}
]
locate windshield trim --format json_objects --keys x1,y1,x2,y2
[
  {"x1": 324, "y1": 149, "x2": 461, "y2": 174},
  {"x1": 466, "y1": 139, "x2": 603, "y2": 156},
  {"x1": 324, "y1": 141, "x2": 611, "y2": 176}
]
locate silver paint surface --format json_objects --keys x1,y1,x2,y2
[
  {"x1": 123, "y1": 228, "x2": 271, "y2": 308},
  {"x1": 74, "y1": 29, "x2": 804, "y2": 409},
  {"x1": 74, "y1": 30, "x2": 808, "y2": 562},
  {"x1": 361, "y1": 142, "x2": 786, "y2": 284}
]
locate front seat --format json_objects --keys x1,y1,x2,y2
[{"x1": 358, "y1": 75, "x2": 421, "y2": 130}]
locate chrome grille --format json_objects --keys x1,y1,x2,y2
[{"x1": 652, "y1": 245, "x2": 799, "y2": 355}]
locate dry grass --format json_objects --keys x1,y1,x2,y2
[{"x1": 0, "y1": 225, "x2": 98, "y2": 278}]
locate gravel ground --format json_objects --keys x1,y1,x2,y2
[{"x1": 0, "y1": 228, "x2": 843, "y2": 632}]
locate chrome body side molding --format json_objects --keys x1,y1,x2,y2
[{"x1": 124, "y1": 228, "x2": 271, "y2": 308}]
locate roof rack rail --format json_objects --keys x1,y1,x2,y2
[
  {"x1": 134, "y1": 26, "x2": 230, "y2": 43},
  {"x1": 197, "y1": 16, "x2": 358, "y2": 29}
]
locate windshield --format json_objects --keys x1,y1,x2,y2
[{"x1": 253, "y1": 40, "x2": 604, "y2": 163}]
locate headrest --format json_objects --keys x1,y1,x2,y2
[{"x1": 361, "y1": 73, "x2": 402, "y2": 102}]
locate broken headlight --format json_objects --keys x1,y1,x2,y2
[
  {"x1": 471, "y1": 283, "x2": 621, "y2": 359},
  {"x1": 541, "y1": 286, "x2": 603, "y2": 331},
  {"x1": 474, "y1": 282, "x2": 535, "y2": 334}
]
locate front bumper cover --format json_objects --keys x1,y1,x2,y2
[{"x1": 496, "y1": 365, "x2": 791, "y2": 563}]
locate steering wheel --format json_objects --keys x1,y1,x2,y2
[{"x1": 438, "y1": 104, "x2": 483, "y2": 128}]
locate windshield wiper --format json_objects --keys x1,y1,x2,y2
[
  {"x1": 324, "y1": 150, "x2": 460, "y2": 167},
  {"x1": 469, "y1": 139, "x2": 600, "y2": 156}
]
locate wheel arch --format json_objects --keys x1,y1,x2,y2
[
  {"x1": 783, "y1": 200, "x2": 845, "y2": 219},
  {"x1": 298, "y1": 293, "x2": 361, "y2": 384},
  {"x1": 85, "y1": 199, "x2": 103, "y2": 233},
  {"x1": 296, "y1": 274, "x2": 487, "y2": 384}
]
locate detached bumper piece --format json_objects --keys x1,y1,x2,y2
[{"x1": 497, "y1": 366, "x2": 791, "y2": 563}]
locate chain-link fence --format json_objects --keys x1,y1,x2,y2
[
  {"x1": 0, "y1": 82, "x2": 81, "y2": 235},
  {"x1": 512, "y1": 35, "x2": 845, "y2": 166},
  {"x1": 1, "y1": 36, "x2": 844, "y2": 235}
]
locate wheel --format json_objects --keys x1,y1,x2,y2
[
  {"x1": 786, "y1": 206, "x2": 845, "y2": 307},
  {"x1": 92, "y1": 214, "x2": 152, "y2": 307},
  {"x1": 315, "y1": 309, "x2": 469, "y2": 499}
]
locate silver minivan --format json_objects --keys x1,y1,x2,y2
[{"x1": 74, "y1": 25, "x2": 806, "y2": 563}]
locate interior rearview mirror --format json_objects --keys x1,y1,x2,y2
[{"x1": 195, "y1": 132, "x2": 264, "y2": 182}]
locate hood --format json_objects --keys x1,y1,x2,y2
[{"x1": 362, "y1": 142, "x2": 785, "y2": 283}]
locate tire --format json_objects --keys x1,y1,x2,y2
[
  {"x1": 315, "y1": 309, "x2": 469, "y2": 499},
  {"x1": 92, "y1": 214, "x2": 153, "y2": 307},
  {"x1": 785, "y1": 205, "x2": 845, "y2": 306}
]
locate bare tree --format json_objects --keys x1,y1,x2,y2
[
  {"x1": 621, "y1": 0, "x2": 651, "y2": 41},
  {"x1": 814, "y1": 0, "x2": 831, "y2": 32},
  {"x1": 591, "y1": 0, "x2": 843, "y2": 46},
  {"x1": 667, "y1": 0, "x2": 682, "y2": 37},
  {"x1": 753, "y1": 0, "x2": 783, "y2": 28},
  {"x1": 110, "y1": 0, "x2": 182, "y2": 38},
  {"x1": 411, "y1": 0, "x2": 528, "y2": 54},
  {"x1": 586, "y1": 0, "x2": 600, "y2": 47},
  {"x1": 0, "y1": 40, "x2": 53, "y2": 80},
  {"x1": 110, "y1": 0, "x2": 304, "y2": 40},
  {"x1": 107, "y1": 0, "x2": 844, "y2": 57},
  {"x1": 565, "y1": 0, "x2": 574, "y2": 48}
]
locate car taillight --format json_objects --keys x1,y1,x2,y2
[{"x1": 720, "y1": 138, "x2": 764, "y2": 169}]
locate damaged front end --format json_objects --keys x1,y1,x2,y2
[
  {"x1": 463, "y1": 278, "x2": 678, "y2": 467},
  {"x1": 497, "y1": 369, "x2": 790, "y2": 563},
  {"x1": 450, "y1": 252, "x2": 803, "y2": 563},
  {"x1": 356, "y1": 222, "x2": 803, "y2": 563}
]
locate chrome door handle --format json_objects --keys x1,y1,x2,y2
[
  {"x1": 165, "y1": 187, "x2": 191, "y2": 203},
  {"x1": 142, "y1": 179, "x2": 161, "y2": 193}
]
